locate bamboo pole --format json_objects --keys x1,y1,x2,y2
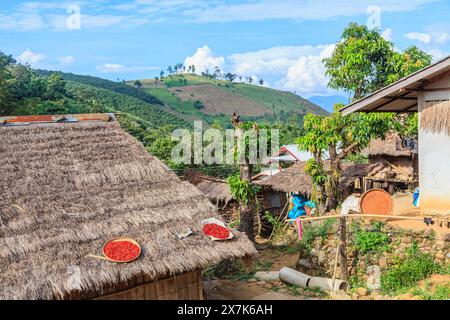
[
  {"x1": 339, "y1": 217, "x2": 348, "y2": 280},
  {"x1": 287, "y1": 213, "x2": 429, "y2": 223}
]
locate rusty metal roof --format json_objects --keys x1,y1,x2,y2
[{"x1": 0, "y1": 113, "x2": 116, "y2": 126}]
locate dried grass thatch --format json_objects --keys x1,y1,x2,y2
[
  {"x1": 421, "y1": 101, "x2": 450, "y2": 135},
  {"x1": 0, "y1": 120, "x2": 256, "y2": 300},
  {"x1": 185, "y1": 172, "x2": 233, "y2": 204},
  {"x1": 364, "y1": 132, "x2": 415, "y2": 157},
  {"x1": 256, "y1": 161, "x2": 372, "y2": 195}
]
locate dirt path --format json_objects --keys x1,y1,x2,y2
[
  {"x1": 204, "y1": 279, "x2": 315, "y2": 300},
  {"x1": 203, "y1": 247, "x2": 325, "y2": 300}
]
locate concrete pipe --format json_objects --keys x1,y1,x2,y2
[
  {"x1": 253, "y1": 271, "x2": 280, "y2": 281},
  {"x1": 279, "y1": 267, "x2": 349, "y2": 291},
  {"x1": 308, "y1": 277, "x2": 349, "y2": 291},
  {"x1": 279, "y1": 267, "x2": 311, "y2": 288}
]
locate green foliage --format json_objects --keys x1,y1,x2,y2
[
  {"x1": 65, "y1": 81, "x2": 189, "y2": 129},
  {"x1": 193, "y1": 100, "x2": 204, "y2": 110},
  {"x1": 298, "y1": 218, "x2": 336, "y2": 253},
  {"x1": 37, "y1": 70, "x2": 164, "y2": 106},
  {"x1": 0, "y1": 52, "x2": 69, "y2": 116},
  {"x1": 412, "y1": 284, "x2": 450, "y2": 300},
  {"x1": 227, "y1": 173, "x2": 260, "y2": 205},
  {"x1": 264, "y1": 211, "x2": 286, "y2": 241},
  {"x1": 354, "y1": 230, "x2": 389, "y2": 253},
  {"x1": 298, "y1": 107, "x2": 394, "y2": 209},
  {"x1": 381, "y1": 244, "x2": 439, "y2": 293},
  {"x1": 324, "y1": 23, "x2": 432, "y2": 100},
  {"x1": 305, "y1": 159, "x2": 327, "y2": 185}
]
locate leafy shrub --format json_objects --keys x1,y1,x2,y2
[
  {"x1": 193, "y1": 100, "x2": 205, "y2": 109},
  {"x1": 298, "y1": 218, "x2": 336, "y2": 253},
  {"x1": 227, "y1": 173, "x2": 260, "y2": 204},
  {"x1": 381, "y1": 245, "x2": 439, "y2": 293},
  {"x1": 354, "y1": 231, "x2": 389, "y2": 253}
]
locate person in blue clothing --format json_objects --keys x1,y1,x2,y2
[{"x1": 288, "y1": 194, "x2": 316, "y2": 220}]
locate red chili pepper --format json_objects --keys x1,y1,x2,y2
[
  {"x1": 203, "y1": 223, "x2": 230, "y2": 239},
  {"x1": 104, "y1": 241, "x2": 140, "y2": 261}
]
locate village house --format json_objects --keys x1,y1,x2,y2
[
  {"x1": 0, "y1": 114, "x2": 256, "y2": 300},
  {"x1": 255, "y1": 161, "x2": 372, "y2": 217},
  {"x1": 363, "y1": 132, "x2": 418, "y2": 194},
  {"x1": 341, "y1": 55, "x2": 450, "y2": 215}
]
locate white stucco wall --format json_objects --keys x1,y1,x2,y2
[{"x1": 418, "y1": 84, "x2": 450, "y2": 214}]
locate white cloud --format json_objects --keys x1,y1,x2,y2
[
  {"x1": 382, "y1": 28, "x2": 393, "y2": 41},
  {"x1": 96, "y1": 63, "x2": 159, "y2": 73},
  {"x1": 0, "y1": 13, "x2": 45, "y2": 31},
  {"x1": 187, "y1": 0, "x2": 438, "y2": 23},
  {"x1": 184, "y1": 45, "x2": 225, "y2": 74},
  {"x1": 225, "y1": 44, "x2": 337, "y2": 96},
  {"x1": 425, "y1": 48, "x2": 447, "y2": 61},
  {"x1": 57, "y1": 55, "x2": 75, "y2": 65},
  {"x1": 279, "y1": 45, "x2": 336, "y2": 96},
  {"x1": 405, "y1": 32, "x2": 431, "y2": 43},
  {"x1": 16, "y1": 49, "x2": 46, "y2": 67},
  {"x1": 424, "y1": 23, "x2": 450, "y2": 45},
  {"x1": 184, "y1": 44, "x2": 339, "y2": 96}
]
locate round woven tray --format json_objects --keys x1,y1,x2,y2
[
  {"x1": 102, "y1": 237, "x2": 141, "y2": 263},
  {"x1": 359, "y1": 189, "x2": 393, "y2": 215}
]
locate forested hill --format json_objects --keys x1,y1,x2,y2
[
  {"x1": 131, "y1": 74, "x2": 328, "y2": 127},
  {"x1": 2, "y1": 49, "x2": 326, "y2": 132}
]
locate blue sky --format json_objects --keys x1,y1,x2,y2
[{"x1": 1, "y1": 0, "x2": 450, "y2": 99}]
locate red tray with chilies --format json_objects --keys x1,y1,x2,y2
[{"x1": 202, "y1": 218, "x2": 234, "y2": 241}]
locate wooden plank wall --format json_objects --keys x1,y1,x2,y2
[{"x1": 96, "y1": 270, "x2": 203, "y2": 300}]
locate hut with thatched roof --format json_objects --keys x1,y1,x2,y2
[
  {"x1": 0, "y1": 114, "x2": 256, "y2": 300},
  {"x1": 255, "y1": 161, "x2": 372, "y2": 207},
  {"x1": 185, "y1": 172, "x2": 233, "y2": 209},
  {"x1": 363, "y1": 132, "x2": 418, "y2": 193}
]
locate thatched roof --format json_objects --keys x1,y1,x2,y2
[
  {"x1": 0, "y1": 114, "x2": 256, "y2": 300},
  {"x1": 186, "y1": 172, "x2": 233, "y2": 204},
  {"x1": 365, "y1": 133, "x2": 416, "y2": 157},
  {"x1": 256, "y1": 161, "x2": 372, "y2": 195}
]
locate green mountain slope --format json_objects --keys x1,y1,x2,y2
[
  {"x1": 36, "y1": 71, "x2": 191, "y2": 129},
  {"x1": 133, "y1": 74, "x2": 328, "y2": 127}
]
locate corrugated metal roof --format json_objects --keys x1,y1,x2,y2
[
  {"x1": 340, "y1": 55, "x2": 450, "y2": 115},
  {"x1": 270, "y1": 144, "x2": 330, "y2": 162}
]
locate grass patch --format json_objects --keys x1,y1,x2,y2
[
  {"x1": 354, "y1": 231, "x2": 389, "y2": 253},
  {"x1": 381, "y1": 244, "x2": 440, "y2": 293},
  {"x1": 412, "y1": 284, "x2": 450, "y2": 300},
  {"x1": 299, "y1": 218, "x2": 336, "y2": 253}
]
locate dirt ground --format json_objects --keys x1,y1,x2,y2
[
  {"x1": 203, "y1": 247, "x2": 323, "y2": 300},
  {"x1": 205, "y1": 193, "x2": 448, "y2": 300},
  {"x1": 384, "y1": 194, "x2": 449, "y2": 236},
  {"x1": 170, "y1": 84, "x2": 271, "y2": 116}
]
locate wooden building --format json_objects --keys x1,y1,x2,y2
[
  {"x1": 255, "y1": 161, "x2": 372, "y2": 215},
  {"x1": 364, "y1": 132, "x2": 418, "y2": 194},
  {"x1": 0, "y1": 114, "x2": 256, "y2": 300},
  {"x1": 341, "y1": 55, "x2": 450, "y2": 215}
]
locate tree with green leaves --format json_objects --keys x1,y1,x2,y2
[
  {"x1": 298, "y1": 107, "x2": 395, "y2": 211},
  {"x1": 299, "y1": 23, "x2": 432, "y2": 212},
  {"x1": 324, "y1": 23, "x2": 432, "y2": 101},
  {"x1": 229, "y1": 116, "x2": 276, "y2": 241},
  {"x1": 224, "y1": 72, "x2": 237, "y2": 84}
]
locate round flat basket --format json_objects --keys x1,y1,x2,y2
[
  {"x1": 359, "y1": 189, "x2": 393, "y2": 215},
  {"x1": 102, "y1": 237, "x2": 141, "y2": 263}
]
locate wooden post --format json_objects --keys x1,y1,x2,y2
[
  {"x1": 339, "y1": 217, "x2": 348, "y2": 280},
  {"x1": 388, "y1": 183, "x2": 395, "y2": 195}
]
